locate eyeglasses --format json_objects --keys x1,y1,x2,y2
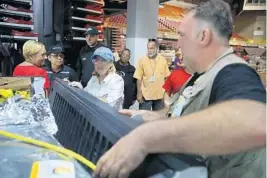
[
  {"x1": 148, "y1": 38, "x2": 159, "y2": 47},
  {"x1": 148, "y1": 38, "x2": 158, "y2": 42},
  {"x1": 51, "y1": 53, "x2": 65, "y2": 59}
]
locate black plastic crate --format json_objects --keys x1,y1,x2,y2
[{"x1": 49, "y1": 78, "x2": 205, "y2": 177}]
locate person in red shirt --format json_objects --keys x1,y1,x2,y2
[
  {"x1": 13, "y1": 40, "x2": 50, "y2": 97},
  {"x1": 162, "y1": 57, "x2": 191, "y2": 106},
  {"x1": 163, "y1": 68, "x2": 191, "y2": 96}
]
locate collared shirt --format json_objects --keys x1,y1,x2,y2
[
  {"x1": 134, "y1": 54, "x2": 170, "y2": 100},
  {"x1": 43, "y1": 65, "x2": 78, "y2": 86},
  {"x1": 84, "y1": 73, "x2": 124, "y2": 110}
]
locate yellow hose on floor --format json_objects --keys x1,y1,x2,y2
[{"x1": 0, "y1": 130, "x2": 96, "y2": 171}]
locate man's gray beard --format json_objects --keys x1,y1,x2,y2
[{"x1": 148, "y1": 53, "x2": 157, "y2": 58}]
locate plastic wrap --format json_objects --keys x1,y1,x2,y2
[
  {"x1": 0, "y1": 95, "x2": 92, "y2": 177},
  {"x1": 0, "y1": 124, "x2": 92, "y2": 178},
  {"x1": 0, "y1": 94, "x2": 58, "y2": 135}
]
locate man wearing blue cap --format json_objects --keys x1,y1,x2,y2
[{"x1": 76, "y1": 26, "x2": 105, "y2": 87}]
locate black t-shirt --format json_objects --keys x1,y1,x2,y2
[
  {"x1": 186, "y1": 64, "x2": 266, "y2": 104},
  {"x1": 209, "y1": 64, "x2": 266, "y2": 104}
]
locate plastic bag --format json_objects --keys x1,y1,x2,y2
[{"x1": 0, "y1": 94, "x2": 58, "y2": 135}]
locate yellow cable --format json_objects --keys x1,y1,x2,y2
[{"x1": 0, "y1": 130, "x2": 96, "y2": 171}]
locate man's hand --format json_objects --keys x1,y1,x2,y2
[
  {"x1": 119, "y1": 109, "x2": 166, "y2": 122},
  {"x1": 93, "y1": 133, "x2": 147, "y2": 178}
]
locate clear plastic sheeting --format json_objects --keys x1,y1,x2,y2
[
  {"x1": 0, "y1": 94, "x2": 58, "y2": 135},
  {"x1": 0, "y1": 124, "x2": 92, "y2": 178}
]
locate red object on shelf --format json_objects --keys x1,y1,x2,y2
[
  {"x1": 12, "y1": 30, "x2": 38, "y2": 37},
  {"x1": 3, "y1": 17, "x2": 33, "y2": 25},
  {"x1": 85, "y1": 15, "x2": 103, "y2": 22},
  {"x1": 84, "y1": 4, "x2": 103, "y2": 13},
  {"x1": 0, "y1": 4, "x2": 33, "y2": 13}
]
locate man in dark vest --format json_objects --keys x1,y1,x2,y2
[
  {"x1": 93, "y1": 1, "x2": 266, "y2": 178},
  {"x1": 76, "y1": 26, "x2": 104, "y2": 87}
]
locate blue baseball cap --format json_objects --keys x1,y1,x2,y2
[
  {"x1": 91, "y1": 47, "x2": 114, "y2": 62},
  {"x1": 47, "y1": 45, "x2": 65, "y2": 55}
]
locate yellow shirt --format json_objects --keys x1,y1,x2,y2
[{"x1": 134, "y1": 54, "x2": 170, "y2": 100}]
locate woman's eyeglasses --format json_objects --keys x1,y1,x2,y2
[{"x1": 51, "y1": 53, "x2": 65, "y2": 59}]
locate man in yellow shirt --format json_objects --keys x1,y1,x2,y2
[{"x1": 134, "y1": 39, "x2": 170, "y2": 111}]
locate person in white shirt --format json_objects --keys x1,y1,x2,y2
[{"x1": 70, "y1": 47, "x2": 124, "y2": 110}]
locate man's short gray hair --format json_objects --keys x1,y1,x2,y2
[{"x1": 193, "y1": 0, "x2": 233, "y2": 41}]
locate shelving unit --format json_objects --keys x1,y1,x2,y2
[
  {"x1": 0, "y1": 0, "x2": 37, "y2": 41},
  {"x1": 72, "y1": 0, "x2": 104, "y2": 5},
  {"x1": 2, "y1": 0, "x2": 32, "y2": 5},
  {"x1": 110, "y1": 28, "x2": 125, "y2": 52},
  {"x1": 73, "y1": 37, "x2": 103, "y2": 41},
  {"x1": 71, "y1": 6, "x2": 102, "y2": 14},
  {"x1": 71, "y1": 16, "x2": 102, "y2": 24},
  {"x1": 0, "y1": 22, "x2": 34, "y2": 30},
  {"x1": 0, "y1": 9, "x2": 33, "y2": 18},
  {"x1": 0, "y1": 35, "x2": 38, "y2": 40},
  {"x1": 69, "y1": 0, "x2": 105, "y2": 41},
  {"x1": 72, "y1": 26, "x2": 87, "y2": 32},
  {"x1": 72, "y1": 26, "x2": 102, "y2": 33},
  {"x1": 0, "y1": 0, "x2": 35, "y2": 76}
]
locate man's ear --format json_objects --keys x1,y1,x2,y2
[{"x1": 198, "y1": 29, "x2": 212, "y2": 46}]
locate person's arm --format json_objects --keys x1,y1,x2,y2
[
  {"x1": 134, "y1": 99, "x2": 266, "y2": 155},
  {"x1": 136, "y1": 79, "x2": 143, "y2": 101},
  {"x1": 164, "y1": 58, "x2": 171, "y2": 80},
  {"x1": 104, "y1": 76, "x2": 124, "y2": 108},
  {"x1": 176, "y1": 61, "x2": 185, "y2": 68},
  {"x1": 133, "y1": 78, "x2": 137, "y2": 101},
  {"x1": 42, "y1": 70, "x2": 51, "y2": 97},
  {"x1": 68, "y1": 67, "x2": 79, "y2": 82},
  {"x1": 76, "y1": 51, "x2": 82, "y2": 81},
  {"x1": 133, "y1": 60, "x2": 143, "y2": 102}
]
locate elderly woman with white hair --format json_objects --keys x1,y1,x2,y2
[{"x1": 70, "y1": 47, "x2": 124, "y2": 110}]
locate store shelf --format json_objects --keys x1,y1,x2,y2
[
  {"x1": 71, "y1": 16, "x2": 102, "y2": 24},
  {"x1": 0, "y1": 9, "x2": 33, "y2": 18},
  {"x1": 72, "y1": 26, "x2": 87, "y2": 31},
  {"x1": 0, "y1": 22, "x2": 34, "y2": 30},
  {"x1": 73, "y1": 37, "x2": 103, "y2": 41},
  {"x1": 4, "y1": 0, "x2": 32, "y2": 5},
  {"x1": 72, "y1": 0, "x2": 104, "y2": 6},
  {"x1": 0, "y1": 35, "x2": 38, "y2": 40},
  {"x1": 71, "y1": 6, "x2": 102, "y2": 14},
  {"x1": 72, "y1": 26, "x2": 102, "y2": 32}
]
